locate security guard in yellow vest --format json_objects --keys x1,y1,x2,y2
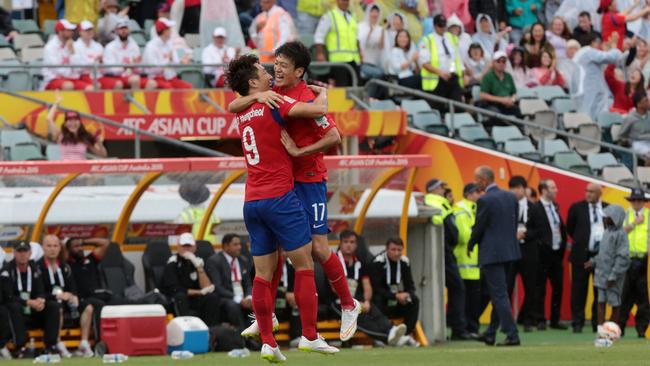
[
  {"x1": 419, "y1": 14, "x2": 464, "y2": 108},
  {"x1": 453, "y1": 183, "x2": 482, "y2": 335},
  {"x1": 424, "y1": 179, "x2": 472, "y2": 340},
  {"x1": 314, "y1": 0, "x2": 361, "y2": 86},
  {"x1": 620, "y1": 188, "x2": 650, "y2": 337},
  {"x1": 177, "y1": 181, "x2": 220, "y2": 244}
]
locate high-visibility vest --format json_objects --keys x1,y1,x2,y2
[
  {"x1": 627, "y1": 208, "x2": 649, "y2": 256},
  {"x1": 256, "y1": 7, "x2": 293, "y2": 63},
  {"x1": 453, "y1": 199, "x2": 479, "y2": 280},
  {"x1": 447, "y1": 33, "x2": 465, "y2": 88},
  {"x1": 179, "y1": 206, "x2": 220, "y2": 244},
  {"x1": 297, "y1": 0, "x2": 327, "y2": 17},
  {"x1": 420, "y1": 32, "x2": 463, "y2": 91},
  {"x1": 424, "y1": 193, "x2": 453, "y2": 225},
  {"x1": 325, "y1": 8, "x2": 360, "y2": 64}
]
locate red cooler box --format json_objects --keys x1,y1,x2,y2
[{"x1": 101, "y1": 304, "x2": 167, "y2": 356}]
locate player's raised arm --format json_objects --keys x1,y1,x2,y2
[
  {"x1": 286, "y1": 102, "x2": 328, "y2": 119},
  {"x1": 228, "y1": 91, "x2": 285, "y2": 112}
]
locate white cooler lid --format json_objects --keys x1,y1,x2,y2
[{"x1": 101, "y1": 304, "x2": 166, "y2": 318}]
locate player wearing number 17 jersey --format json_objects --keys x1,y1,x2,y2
[{"x1": 225, "y1": 55, "x2": 339, "y2": 363}]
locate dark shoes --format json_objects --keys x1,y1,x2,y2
[
  {"x1": 477, "y1": 333, "x2": 496, "y2": 346},
  {"x1": 537, "y1": 322, "x2": 547, "y2": 330},
  {"x1": 572, "y1": 326, "x2": 583, "y2": 333},
  {"x1": 550, "y1": 323, "x2": 568, "y2": 330},
  {"x1": 523, "y1": 325, "x2": 534, "y2": 333},
  {"x1": 496, "y1": 338, "x2": 521, "y2": 347},
  {"x1": 450, "y1": 332, "x2": 477, "y2": 341}
]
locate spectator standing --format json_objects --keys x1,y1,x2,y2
[
  {"x1": 202, "y1": 27, "x2": 237, "y2": 88},
  {"x1": 296, "y1": 0, "x2": 328, "y2": 34},
  {"x1": 375, "y1": 0, "x2": 429, "y2": 43},
  {"x1": 250, "y1": 0, "x2": 296, "y2": 63},
  {"x1": 619, "y1": 91, "x2": 650, "y2": 164},
  {"x1": 509, "y1": 46, "x2": 537, "y2": 88},
  {"x1": 103, "y1": 20, "x2": 156, "y2": 90},
  {"x1": 0, "y1": 262, "x2": 12, "y2": 359},
  {"x1": 201, "y1": 0, "x2": 246, "y2": 49},
  {"x1": 176, "y1": 180, "x2": 220, "y2": 244},
  {"x1": 37, "y1": 235, "x2": 94, "y2": 358},
  {"x1": 388, "y1": 30, "x2": 420, "y2": 89},
  {"x1": 207, "y1": 234, "x2": 253, "y2": 330},
  {"x1": 72, "y1": 21, "x2": 105, "y2": 89},
  {"x1": 468, "y1": 166, "x2": 521, "y2": 346},
  {"x1": 558, "y1": 39, "x2": 581, "y2": 94},
  {"x1": 619, "y1": 188, "x2": 650, "y2": 337},
  {"x1": 0, "y1": 6, "x2": 17, "y2": 42},
  {"x1": 524, "y1": 22, "x2": 555, "y2": 68},
  {"x1": 543, "y1": 0, "x2": 562, "y2": 25},
  {"x1": 419, "y1": 15, "x2": 465, "y2": 108},
  {"x1": 314, "y1": 0, "x2": 361, "y2": 87},
  {"x1": 572, "y1": 11, "x2": 601, "y2": 47},
  {"x1": 629, "y1": 38, "x2": 650, "y2": 88},
  {"x1": 143, "y1": 18, "x2": 193, "y2": 89},
  {"x1": 531, "y1": 49, "x2": 565, "y2": 87},
  {"x1": 162, "y1": 233, "x2": 221, "y2": 326},
  {"x1": 566, "y1": 184, "x2": 608, "y2": 333},
  {"x1": 384, "y1": 12, "x2": 408, "y2": 70},
  {"x1": 358, "y1": 5, "x2": 385, "y2": 83},
  {"x1": 506, "y1": 0, "x2": 542, "y2": 45},
  {"x1": 464, "y1": 43, "x2": 490, "y2": 86},
  {"x1": 175, "y1": 0, "x2": 202, "y2": 35},
  {"x1": 3, "y1": 241, "x2": 61, "y2": 357},
  {"x1": 528, "y1": 179, "x2": 568, "y2": 330},
  {"x1": 469, "y1": 0, "x2": 507, "y2": 29},
  {"x1": 599, "y1": 0, "x2": 650, "y2": 50},
  {"x1": 594, "y1": 205, "x2": 630, "y2": 328},
  {"x1": 472, "y1": 14, "x2": 508, "y2": 60},
  {"x1": 47, "y1": 93, "x2": 108, "y2": 160},
  {"x1": 97, "y1": 0, "x2": 129, "y2": 45},
  {"x1": 370, "y1": 238, "x2": 420, "y2": 347},
  {"x1": 43, "y1": 19, "x2": 93, "y2": 91},
  {"x1": 508, "y1": 176, "x2": 538, "y2": 332},
  {"x1": 606, "y1": 64, "x2": 644, "y2": 114},
  {"x1": 479, "y1": 50, "x2": 522, "y2": 123},
  {"x1": 574, "y1": 33, "x2": 622, "y2": 120},
  {"x1": 447, "y1": 14, "x2": 473, "y2": 65},
  {"x1": 546, "y1": 16, "x2": 571, "y2": 59}
]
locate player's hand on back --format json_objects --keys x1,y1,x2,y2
[
  {"x1": 256, "y1": 90, "x2": 284, "y2": 109},
  {"x1": 280, "y1": 129, "x2": 303, "y2": 157},
  {"x1": 310, "y1": 85, "x2": 328, "y2": 109}
]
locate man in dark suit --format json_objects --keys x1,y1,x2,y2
[
  {"x1": 207, "y1": 233, "x2": 253, "y2": 330},
  {"x1": 566, "y1": 183, "x2": 607, "y2": 333},
  {"x1": 469, "y1": 166, "x2": 521, "y2": 346},
  {"x1": 528, "y1": 179, "x2": 568, "y2": 330}
]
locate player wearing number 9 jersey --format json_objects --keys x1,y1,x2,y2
[{"x1": 226, "y1": 55, "x2": 339, "y2": 363}]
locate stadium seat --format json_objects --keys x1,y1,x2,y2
[
  {"x1": 43, "y1": 19, "x2": 57, "y2": 40},
  {"x1": 570, "y1": 123, "x2": 601, "y2": 156},
  {"x1": 179, "y1": 68, "x2": 205, "y2": 88},
  {"x1": 12, "y1": 19, "x2": 41, "y2": 34},
  {"x1": 101, "y1": 243, "x2": 138, "y2": 301},
  {"x1": 131, "y1": 32, "x2": 147, "y2": 48},
  {"x1": 412, "y1": 110, "x2": 442, "y2": 130},
  {"x1": 517, "y1": 87, "x2": 536, "y2": 99},
  {"x1": 128, "y1": 19, "x2": 144, "y2": 33},
  {"x1": 458, "y1": 125, "x2": 489, "y2": 141},
  {"x1": 195, "y1": 240, "x2": 215, "y2": 261},
  {"x1": 553, "y1": 151, "x2": 591, "y2": 175},
  {"x1": 534, "y1": 85, "x2": 567, "y2": 102},
  {"x1": 4, "y1": 70, "x2": 32, "y2": 91},
  {"x1": 610, "y1": 123, "x2": 622, "y2": 142},
  {"x1": 563, "y1": 112, "x2": 593, "y2": 130},
  {"x1": 596, "y1": 111, "x2": 623, "y2": 128},
  {"x1": 20, "y1": 47, "x2": 43, "y2": 63},
  {"x1": 471, "y1": 85, "x2": 481, "y2": 101},
  {"x1": 9, "y1": 142, "x2": 44, "y2": 160},
  {"x1": 602, "y1": 165, "x2": 635, "y2": 186},
  {"x1": 401, "y1": 99, "x2": 431, "y2": 116},
  {"x1": 551, "y1": 98, "x2": 576, "y2": 114},
  {"x1": 519, "y1": 98, "x2": 548, "y2": 116},
  {"x1": 369, "y1": 99, "x2": 398, "y2": 110},
  {"x1": 299, "y1": 33, "x2": 315, "y2": 48},
  {"x1": 587, "y1": 152, "x2": 618, "y2": 174},
  {"x1": 45, "y1": 144, "x2": 61, "y2": 160},
  {"x1": 424, "y1": 124, "x2": 450, "y2": 136},
  {"x1": 504, "y1": 137, "x2": 541, "y2": 160},
  {"x1": 144, "y1": 19, "x2": 155, "y2": 37},
  {"x1": 491, "y1": 126, "x2": 524, "y2": 145},
  {"x1": 526, "y1": 110, "x2": 557, "y2": 141},
  {"x1": 0, "y1": 37, "x2": 10, "y2": 49},
  {"x1": 13, "y1": 33, "x2": 44, "y2": 51},
  {"x1": 142, "y1": 241, "x2": 172, "y2": 292},
  {"x1": 0, "y1": 48, "x2": 17, "y2": 61},
  {"x1": 192, "y1": 47, "x2": 202, "y2": 63},
  {"x1": 1, "y1": 129, "x2": 32, "y2": 147},
  {"x1": 637, "y1": 167, "x2": 650, "y2": 188},
  {"x1": 540, "y1": 139, "x2": 570, "y2": 161},
  {"x1": 444, "y1": 112, "x2": 476, "y2": 130},
  {"x1": 185, "y1": 33, "x2": 201, "y2": 48}
]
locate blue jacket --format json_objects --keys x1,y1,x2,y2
[{"x1": 468, "y1": 184, "x2": 521, "y2": 266}]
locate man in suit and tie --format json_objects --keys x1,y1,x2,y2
[
  {"x1": 469, "y1": 166, "x2": 521, "y2": 346},
  {"x1": 208, "y1": 233, "x2": 253, "y2": 330},
  {"x1": 528, "y1": 179, "x2": 568, "y2": 330},
  {"x1": 566, "y1": 183, "x2": 607, "y2": 333}
]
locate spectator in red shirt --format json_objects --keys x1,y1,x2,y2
[
  {"x1": 598, "y1": 0, "x2": 650, "y2": 50},
  {"x1": 532, "y1": 49, "x2": 565, "y2": 88},
  {"x1": 605, "y1": 64, "x2": 644, "y2": 114}
]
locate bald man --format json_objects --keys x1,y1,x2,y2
[{"x1": 566, "y1": 183, "x2": 609, "y2": 333}]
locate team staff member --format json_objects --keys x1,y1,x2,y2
[
  {"x1": 162, "y1": 233, "x2": 220, "y2": 326},
  {"x1": 143, "y1": 18, "x2": 193, "y2": 89},
  {"x1": 102, "y1": 19, "x2": 155, "y2": 90},
  {"x1": 0, "y1": 256, "x2": 13, "y2": 359},
  {"x1": 72, "y1": 21, "x2": 104, "y2": 89},
  {"x1": 43, "y1": 19, "x2": 93, "y2": 91},
  {"x1": 2, "y1": 241, "x2": 61, "y2": 358},
  {"x1": 620, "y1": 188, "x2": 650, "y2": 337},
  {"x1": 249, "y1": 0, "x2": 296, "y2": 63},
  {"x1": 229, "y1": 41, "x2": 358, "y2": 342}
]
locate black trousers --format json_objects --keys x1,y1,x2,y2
[
  {"x1": 509, "y1": 243, "x2": 539, "y2": 327},
  {"x1": 174, "y1": 293, "x2": 221, "y2": 327},
  {"x1": 7, "y1": 300, "x2": 61, "y2": 348},
  {"x1": 0, "y1": 305, "x2": 11, "y2": 348},
  {"x1": 331, "y1": 302, "x2": 393, "y2": 342},
  {"x1": 481, "y1": 102, "x2": 523, "y2": 130},
  {"x1": 445, "y1": 258, "x2": 467, "y2": 334},
  {"x1": 620, "y1": 257, "x2": 650, "y2": 337},
  {"x1": 535, "y1": 245, "x2": 564, "y2": 325},
  {"x1": 483, "y1": 262, "x2": 519, "y2": 340},
  {"x1": 570, "y1": 257, "x2": 598, "y2": 331},
  {"x1": 220, "y1": 298, "x2": 247, "y2": 330},
  {"x1": 375, "y1": 296, "x2": 420, "y2": 335},
  {"x1": 179, "y1": 5, "x2": 201, "y2": 35},
  {"x1": 463, "y1": 279, "x2": 484, "y2": 334},
  {"x1": 427, "y1": 75, "x2": 463, "y2": 112}
]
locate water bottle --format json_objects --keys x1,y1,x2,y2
[
  {"x1": 28, "y1": 338, "x2": 36, "y2": 355},
  {"x1": 33, "y1": 354, "x2": 62, "y2": 363},
  {"x1": 102, "y1": 354, "x2": 129, "y2": 363},
  {"x1": 170, "y1": 350, "x2": 194, "y2": 360},
  {"x1": 594, "y1": 338, "x2": 613, "y2": 348},
  {"x1": 227, "y1": 348, "x2": 251, "y2": 358}
]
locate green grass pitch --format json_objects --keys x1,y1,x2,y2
[{"x1": 6, "y1": 329, "x2": 649, "y2": 365}]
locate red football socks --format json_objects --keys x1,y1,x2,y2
[
  {"x1": 252, "y1": 277, "x2": 277, "y2": 347},
  {"x1": 294, "y1": 269, "x2": 318, "y2": 341},
  {"x1": 322, "y1": 252, "x2": 355, "y2": 310},
  {"x1": 270, "y1": 254, "x2": 283, "y2": 311}
]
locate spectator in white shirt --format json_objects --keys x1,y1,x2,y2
[
  {"x1": 101, "y1": 19, "x2": 156, "y2": 90},
  {"x1": 389, "y1": 30, "x2": 420, "y2": 89},
  {"x1": 72, "y1": 21, "x2": 104, "y2": 88},
  {"x1": 43, "y1": 20, "x2": 93, "y2": 91},
  {"x1": 358, "y1": 5, "x2": 385, "y2": 79},
  {"x1": 202, "y1": 27, "x2": 237, "y2": 88},
  {"x1": 143, "y1": 18, "x2": 193, "y2": 89}
]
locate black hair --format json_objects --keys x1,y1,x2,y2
[
  {"x1": 395, "y1": 29, "x2": 412, "y2": 52},
  {"x1": 468, "y1": 42, "x2": 484, "y2": 57},
  {"x1": 225, "y1": 54, "x2": 260, "y2": 96},
  {"x1": 528, "y1": 187, "x2": 538, "y2": 199},
  {"x1": 527, "y1": 22, "x2": 548, "y2": 46},
  {"x1": 578, "y1": 11, "x2": 591, "y2": 19},
  {"x1": 584, "y1": 32, "x2": 601, "y2": 46},
  {"x1": 538, "y1": 179, "x2": 552, "y2": 195},
  {"x1": 275, "y1": 41, "x2": 311, "y2": 79},
  {"x1": 508, "y1": 175, "x2": 528, "y2": 189},
  {"x1": 339, "y1": 230, "x2": 357, "y2": 241},
  {"x1": 222, "y1": 233, "x2": 240, "y2": 246},
  {"x1": 386, "y1": 237, "x2": 404, "y2": 247},
  {"x1": 633, "y1": 91, "x2": 648, "y2": 107}
]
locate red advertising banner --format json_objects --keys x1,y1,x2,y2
[
  {"x1": 101, "y1": 114, "x2": 240, "y2": 140},
  {"x1": 128, "y1": 223, "x2": 193, "y2": 237},
  {"x1": 45, "y1": 225, "x2": 110, "y2": 239}
]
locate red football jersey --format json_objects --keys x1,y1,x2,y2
[
  {"x1": 274, "y1": 81, "x2": 336, "y2": 183},
  {"x1": 237, "y1": 97, "x2": 297, "y2": 202}
]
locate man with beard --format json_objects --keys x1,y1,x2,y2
[{"x1": 101, "y1": 19, "x2": 156, "y2": 89}]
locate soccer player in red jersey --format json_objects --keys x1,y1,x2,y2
[
  {"x1": 230, "y1": 42, "x2": 361, "y2": 342},
  {"x1": 225, "y1": 55, "x2": 339, "y2": 363}
]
